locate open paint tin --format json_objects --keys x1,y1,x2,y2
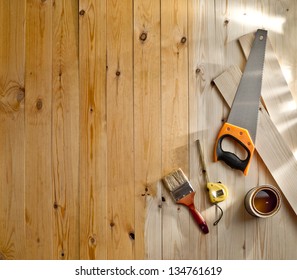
[{"x1": 244, "y1": 184, "x2": 281, "y2": 218}]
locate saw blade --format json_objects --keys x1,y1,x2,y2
[{"x1": 227, "y1": 29, "x2": 267, "y2": 143}]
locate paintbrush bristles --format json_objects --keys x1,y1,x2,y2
[
  {"x1": 162, "y1": 168, "x2": 188, "y2": 191},
  {"x1": 162, "y1": 168, "x2": 194, "y2": 202}
]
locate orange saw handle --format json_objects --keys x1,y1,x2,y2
[{"x1": 214, "y1": 122, "x2": 255, "y2": 176}]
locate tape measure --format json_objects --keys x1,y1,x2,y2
[
  {"x1": 207, "y1": 182, "x2": 228, "y2": 204},
  {"x1": 197, "y1": 140, "x2": 228, "y2": 225}
]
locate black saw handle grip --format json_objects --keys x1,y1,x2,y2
[{"x1": 214, "y1": 123, "x2": 255, "y2": 176}]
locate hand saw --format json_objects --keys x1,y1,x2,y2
[{"x1": 214, "y1": 29, "x2": 267, "y2": 175}]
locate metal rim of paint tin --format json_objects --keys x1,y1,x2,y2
[{"x1": 244, "y1": 184, "x2": 281, "y2": 218}]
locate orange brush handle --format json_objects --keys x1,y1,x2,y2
[
  {"x1": 214, "y1": 122, "x2": 255, "y2": 176},
  {"x1": 178, "y1": 192, "x2": 209, "y2": 234}
]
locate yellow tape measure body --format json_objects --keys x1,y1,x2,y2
[{"x1": 207, "y1": 182, "x2": 228, "y2": 204}]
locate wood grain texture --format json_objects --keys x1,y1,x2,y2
[
  {"x1": 134, "y1": 0, "x2": 162, "y2": 259},
  {"x1": 188, "y1": 0, "x2": 219, "y2": 260},
  {"x1": 0, "y1": 0, "x2": 26, "y2": 260},
  {"x1": 188, "y1": 0, "x2": 251, "y2": 260},
  {"x1": 106, "y1": 0, "x2": 135, "y2": 259},
  {"x1": 278, "y1": 1, "x2": 297, "y2": 100},
  {"x1": 161, "y1": 0, "x2": 190, "y2": 259},
  {"x1": 52, "y1": 0, "x2": 80, "y2": 260},
  {"x1": 216, "y1": 0, "x2": 262, "y2": 260},
  {"x1": 1, "y1": 0, "x2": 297, "y2": 260},
  {"x1": 25, "y1": 0, "x2": 53, "y2": 259},
  {"x1": 79, "y1": 0, "x2": 108, "y2": 259}
]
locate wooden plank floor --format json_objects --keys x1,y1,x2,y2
[
  {"x1": 0, "y1": 0, "x2": 296, "y2": 259},
  {"x1": 0, "y1": 0, "x2": 26, "y2": 260}
]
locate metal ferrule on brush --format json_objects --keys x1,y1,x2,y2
[{"x1": 170, "y1": 182, "x2": 194, "y2": 202}]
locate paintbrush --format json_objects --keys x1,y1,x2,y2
[{"x1": 162, "y1": 168, "x2": 209, "y2": 234}]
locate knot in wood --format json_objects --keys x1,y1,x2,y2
[
  {"x1": 180, "y1": 36, "x2": 187, "y2": 44},
  {"x1": 110, "y1": 221, "x2": 115, "y2": 227},
  {"x1": 36, "y1": 99, "x2": 43, "y2": 110},
  {"x1": 89, "y1": 236, "x2": 96, "y2": 245},
  {"x1": 224, "y1": 18, "x2": 230, "y2": 25},
  {"x1": 17, "y1": 90, "x2": 25, "y2": 102},
  {"x1": 129, "y1": 232, "x2": 135, "y2": 240},
  {"x1": 60, "y1": 251, "x2": 65, "y2": 258},
  {"x1": 79, "y1": 10, "x2": 85, "y2": 16},
  {"x1": 139, "y1": 32, "x2": 147, "y2": 42}
]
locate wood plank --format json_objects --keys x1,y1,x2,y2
[
  {"x1": 106, "y1": 0, "x2": 135, "y2": 259},
  {"x1": 215, "y1": 2, "x2": 249, "y2": 260},
  {"x1": 79, "y1": 0, "x2": 108, "y2": 259},
  {"x1": 161, "y1": 0, "x2": 190, "y2": 259},
  {"x1": 0, "y1": 0, "x2": 26, "y2": 260},
  {"x1": 134, "y1": 0, "x2": 162, "y2": 259},
  {"x1": 188, "y1": 0, "x2": 219, "y2": 260},
  {"x1": 52, "y1": 0, "x2": 79, "y2": 260},
  {"x1": 209, "y1": 1, "x2": 285, "y2": 260},
  {"x1": 214, "y1": 65, "x2": 297, "y2": 216},
  {"x1": 188, "y1": 0, "x2": 252, "y2": 260},
  {"x1": 25, "y1": 0, "x2": 53, "y2": 259},
  {"x1": 277, "y1": 1, "x2": 297, "y2": 101}
]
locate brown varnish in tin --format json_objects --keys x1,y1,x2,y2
[
  {"x1": 244, "y1": 185, "x2": 281, "y2": 218},
  {"x1": 252, "y1": 189, "x2": 278, "y2": 215}
]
